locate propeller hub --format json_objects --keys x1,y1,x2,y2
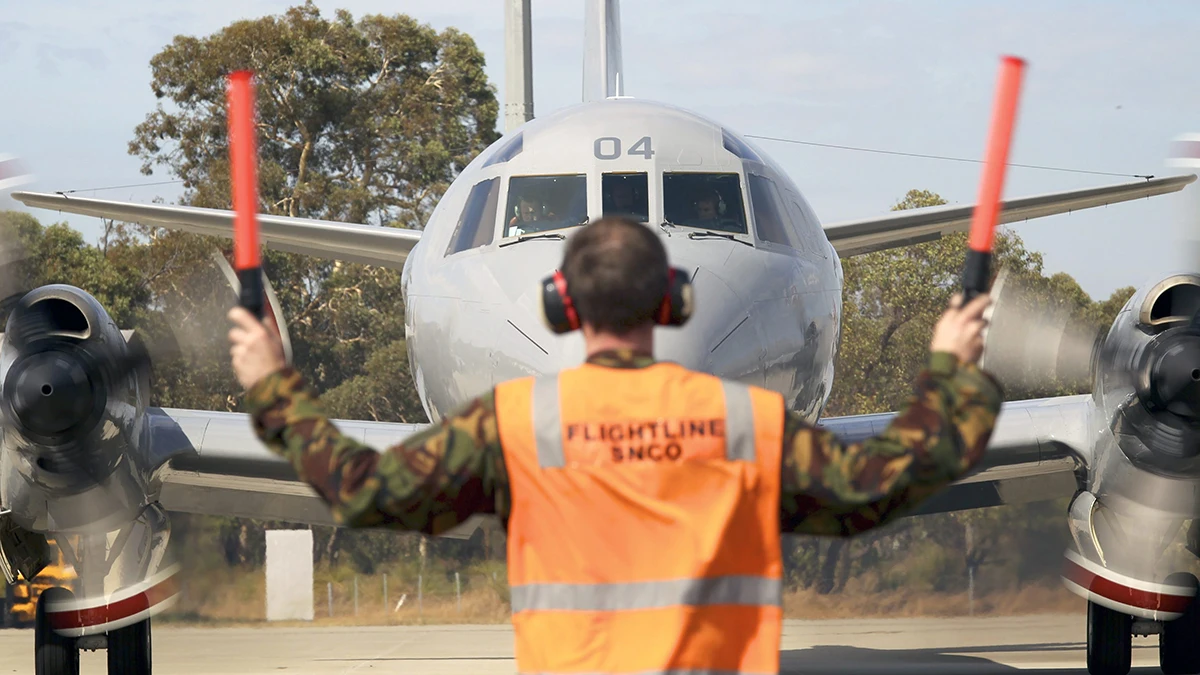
[
  {"x1": 1138, "y1": 328, "x2": 1200, "y2": 421},
  {"x1": 4, "y1": 345, "x2": 103, "y2": 441}
]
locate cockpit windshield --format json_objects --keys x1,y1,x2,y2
[
  {"x1": 662, "y1": 173, "x2": 747, "y2": 234},
  {"x1": 602, "y1": 173, "x2": 649, "y2": 222},
  {"x1": 504, "y1": 175, "x2": 588, "y2": 238}
]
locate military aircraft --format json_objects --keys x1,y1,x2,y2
[{"x1": 5, "y1": 1, "x2": 1199, "y2": 674}]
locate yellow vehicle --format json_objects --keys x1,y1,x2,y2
[{"x1": 4, "y1": 539, "x2": 74, "y2": 628}]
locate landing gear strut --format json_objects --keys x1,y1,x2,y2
[
  {"x1": 1087, "y1": 600, "x2": 1131, "y2": 675},
  {"x1": 34, "y1": 586, "x2": 78, "y2": 675}
]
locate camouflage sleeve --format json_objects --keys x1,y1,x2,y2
[
  {"x1": 245, "y1": 367, "x2": 509, "y2": 535},
  {"x1": 779, "y1": 351, "x2": 1003, "y2": 537}
]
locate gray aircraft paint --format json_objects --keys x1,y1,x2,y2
[{"x1": 402, "y1": 98, "x2": 841, "y2": 423}]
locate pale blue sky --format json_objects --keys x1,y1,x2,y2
[{"x1": 2, "y1": 0, "x2": 1199, "y2": 299}]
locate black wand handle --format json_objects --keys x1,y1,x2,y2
[
  {"x1": 238, "y1": 267, "x2": 264, "y2": 320},
  {"x1": 961, "y1": 249, "x2": 992, "y2": 304}
]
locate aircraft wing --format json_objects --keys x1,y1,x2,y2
[
  {"x1": 9, "y1": 192, "x2": 420, "y2": 268},
  {"x1": 149, "y1": 392, "x2": 1089, "y2": 536},
  {"x1": 816, "y1": 394, "x2": 1092, "y2": 515},
  {"x1": 144, "y1": 407, "x2": 486, "y2": 539},
  {"x1": 824, "y1": 174, "x2": 1196, "y2": 257}
]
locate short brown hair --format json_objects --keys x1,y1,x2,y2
[{"x1": 561, "y1": 216, "x2": 668, "y2": 334}]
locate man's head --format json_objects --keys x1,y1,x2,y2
[
  {"x1": 519, "y1": 196, "x2": 541, "y2": 222},
  {"x1": 695, "y1": 192, "x2": 719, "y2": 221},
  {"x1": 561, "y1": 216, "x2": 669, "y2": 337}
]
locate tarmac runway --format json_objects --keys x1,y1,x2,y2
[{"x1": 0, "y1": 614, "x2": 1168, "y2": 674}]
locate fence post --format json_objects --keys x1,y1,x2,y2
[
  {"x1": 354, "y1": 575, "x2": 359, "y2": 616},
  {"x1": 456, "y1": 572, "x2": 461, "y2": 614},
  {"x1": 968, "y1": 566, "x2": 975, "y2": 617},
  {"x1": 418, "y1": 574, "x2": 423, "y2": 620},
  {"x1": 383, "y1": 574, "x2": 388, "y2": 612},
  {"x1": 327, "y1": 582, "x2": 333, "y2": 618}
]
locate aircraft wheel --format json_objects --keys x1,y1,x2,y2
[
  {"x1": 1161, "y1": 596, "x2": 1200, "y2": 674},
  {"x1": 1087, "y1": 600, "x2": 1132, "y2": 675},
  {"x1": 34, "y1": 587, "x2": 78, "y2": 675},
  {"x1": 107, "y1": 617, "x2": 151, "y2": 675}
]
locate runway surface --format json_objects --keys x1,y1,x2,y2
[{"x1": 0, "y1": 614, "x2": 1168, "y2": 674}]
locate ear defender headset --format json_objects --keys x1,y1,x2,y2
[{"x1": 540, "y1": 267, "x2": 695, "y2": 334}]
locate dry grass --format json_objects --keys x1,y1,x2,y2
[
  {"x1": 782, "y1": 582, "x2": 1083, "y2": 619},
  {"x1": 159, "y1": 568, "x2": 1082, "y2": 627}
]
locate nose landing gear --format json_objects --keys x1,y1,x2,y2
[{"x1": 33, "y1": 585, "x2": 153, "y2": 675}]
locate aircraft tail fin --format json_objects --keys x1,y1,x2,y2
[{"x1": 583, "y1": 0, "x2": 624, "y2": 101}]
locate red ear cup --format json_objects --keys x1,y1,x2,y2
[
  {"x1": 554, "y1": 271, "x2": 581, "y2": 331},
  {"x1": 657, "y1": 268, "x2": 675, "y2": 325},
  {"x1": 657, "y1": 267, "x2": 694, "y2": 327},
  {"x1": 541, "y1": 270, "x2": 581, "y2": 334}
]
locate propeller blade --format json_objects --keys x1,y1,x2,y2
[
  {"x1": 209, "y1": 250, "x2": 292, "y2": 365},
  {"x1": 981, "y1": 268, "x2": 1102, "y2": 395}
]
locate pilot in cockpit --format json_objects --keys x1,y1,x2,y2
[
  {"x1": 692, "y1": 190, "x2": 727, "y2": 231},
  {"x1": 508, "y1": 194, "x2": 554, "y2": 235}
]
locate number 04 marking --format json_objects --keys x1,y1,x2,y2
[{"x1": 594, "y1": 136, "x2": 655, "y2": 160}]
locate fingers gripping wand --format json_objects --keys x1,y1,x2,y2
[
  {"x1": 227, "y1": 70, "x2": 264, "y2": 320},
  {"x1": 963, "y1": 55, "x2": 1027, "y2": 302}
]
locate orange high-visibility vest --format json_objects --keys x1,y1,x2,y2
[{"x1": 495, "y1": 361, "x2": 785, "y2": 675}]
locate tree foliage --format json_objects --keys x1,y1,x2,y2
[
  {"x1": 130, "y1": 0, "x2": 497, "y2": 228},
  {"x1": 122, "y1": 1, "x2": 498, "y2": 403}
]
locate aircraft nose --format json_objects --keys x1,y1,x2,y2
[
  {"x1": 652, "y1": 263, "x2": 759, "y2": 382},
  {"x1": 508, "y1": 262, "x2": 755, "y2": 380},
  {"x1": 481, "y1": 234, "x2": 763, "y2": 386}
]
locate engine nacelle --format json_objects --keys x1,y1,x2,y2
[
  {"x1": 0, "y1": 285, "x2": 150, "y2": 533},
  {"x1": 1096, "y1": 274, "x2": 1200, "y2": 478}
]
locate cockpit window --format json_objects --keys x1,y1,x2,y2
[
  {"x1": 504, "y1": 175, "x2": 588, "y2": 238},
  {"x1": 722, "y1": 129, "x2": 761, "y2": 162},
  {"x1": 445, "y1": 177, "x2": 500, "y2": 256},
  {"x1": 602, "y1": 173, "x2": 649, "y2": 222},
  {"x1": 747, "y1": 174, "x2": 803, "y2": 250},
  {"x1": 662, "y1": 173, "x2": 747, "y2": 234}
]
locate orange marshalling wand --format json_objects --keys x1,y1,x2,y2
[
  {"x1": 963, "y1": 55, "x2": 1026, "y2": 301},
  {"x1": 226, "y1": 70, "x2": 263, "y2": 319}
]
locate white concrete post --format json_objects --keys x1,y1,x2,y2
[{"x1": 265, "y1": 529, "x2": 314, "y2": 621}]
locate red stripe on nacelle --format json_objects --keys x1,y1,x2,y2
[
  {"x1": 1062, "y1": 556, "x2": 1191, "y2": 615},
  {"x1": 47, "y1": 575, "x2": 179, "y2": 631}
]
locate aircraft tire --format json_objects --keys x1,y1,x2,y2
[
  {"x1": 1087, "y1": 600, "x2": 1131, "y2": 675},
  {"x1": 1161, "y1": 595, "x2": 1200, "y2": 674},
  {"x1": 107, "y1": 617, "x2": 151, "y2": 675},
  {"x1": 34, "y1": 586, "x2": 78, "y2": 675}
]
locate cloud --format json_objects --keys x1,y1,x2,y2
[
  {"x1": 35, "y1": 44, "x2": 109, "y2": 77},
  {"x1": 0, "y1": 22, "x2": 27, "y2": 63}
]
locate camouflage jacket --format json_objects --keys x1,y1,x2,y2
[{"x1": 246, "y1": 350, "x2": 1003, "y2": 537}]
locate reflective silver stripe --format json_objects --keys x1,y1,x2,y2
[
  {"x1": 521, "y1": 670, "x2": 772, "y2": 675},
  {"x1": 510, "y1": 575, "x2": 781, "y2": 613},
  {"x1": 532, "y1": 375, "x2": 564, "y2": 468},
  {"x1": 721, "y1": 380, "x2": 755, "y2": 462}
]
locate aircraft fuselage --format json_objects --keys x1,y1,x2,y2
[{"x1": 401, "y1": 98, "x2": 843, "y2": 422}]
